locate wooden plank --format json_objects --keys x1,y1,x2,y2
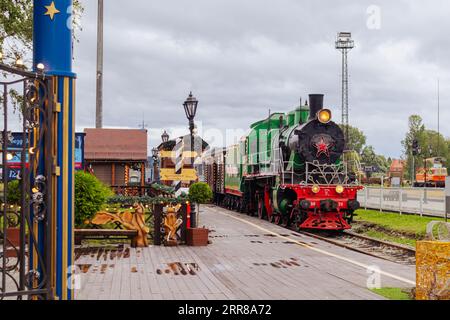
[
  {"x1": 119, "y1": 257, "x2": 132, "y2": 300},
  {"x1": 109, "y1": 252, "x2": 123, "y2": 299},
  {"x1": 143, "y1": 246, "x2": 162, "y2": 295}
]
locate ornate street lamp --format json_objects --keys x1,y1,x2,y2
[
  {"x1": 183, "y1": 92, "x2": 198, "y2": 129},
  {"x1": 152, "y1": 147, "x2": 159, "y2": 182},
  {"x1": 161, "y1": 130, "x2": 169, "y2": 143},
  {"x1": 183, "y1": 91, "x2": 198, "y2": 227},
  {"x1": 183, "y1": 91, "x2": 198, "y2": 164}
]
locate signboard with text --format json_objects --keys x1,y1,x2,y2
[
  {"x1": 0, "y1": 132, "x2": 85, "y2": 181},
  {"x1": 159, "y1": 168, "x2": 198, "y2": 181}
]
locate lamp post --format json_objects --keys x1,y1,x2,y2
[
  {"x1": 152, "y1": 147, "x2": 158, "y2": 183},
  {"x1": 161, "y1": 130, "x2": 169, "y2": 143},
  {"x1": 183, "y1": 91, "x2": 198, "y2": 227},
  {"x1": 183, "y1": 92, "x2": 198, "y2": 166}
]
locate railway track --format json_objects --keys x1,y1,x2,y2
[
  {"x1": 213, "y1": 205, "x2": 417, "y2": 265},
  {"x1": 293, "y1": 228, "x2": 416, "y2": 265}
]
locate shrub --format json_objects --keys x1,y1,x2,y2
[
  {"x1": 7, "y1": 180, "x2": 21, "y2": 205},
  {"x1": 188, "y1": 182, "x2": 213, "y2": 204},
  {"x1": 74, "y1": 171, "x2": 112, "y2": 227},
  {"x1": 188, "y1": 182, "x2": 213, "y2": 226},
  {"x1": 106, "y1": 194, "x2": 188, "y2": 206}
]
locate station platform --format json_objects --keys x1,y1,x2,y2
[{"x1": 74, "y1": 205, "x2": 416, "y2": 300}]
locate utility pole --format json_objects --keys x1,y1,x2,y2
[
  {"x1": 437, "y1": 78, "x2": 440, "y2": 155},
  {"x1": 95, "y1": 0, "x2": 104, "y2": 128}
]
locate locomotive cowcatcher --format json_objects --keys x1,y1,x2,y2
[{"x1": 202, "y1": 94, "x2": 363, "y2": 230}]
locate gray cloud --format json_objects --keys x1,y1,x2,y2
[{"x1": 74, "y1": 0, "x2": 450, "y2": 158}]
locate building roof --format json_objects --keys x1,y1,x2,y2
[
  {"x1": 84, "y1": 128, "x2": 147, "y2": 161},
  {"x1": 389, "y1": 159, "x2": 405, "y2": 172}
]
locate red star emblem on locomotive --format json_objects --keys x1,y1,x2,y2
[{"x1": 314, "y1": 137, "x2": 330, "y2": 157}]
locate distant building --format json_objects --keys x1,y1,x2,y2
[
  {"x1": 84, "y1": 128, "x2": 147, "y2": 187},
  {"x1": 388, "y1": 159, "x2": 406, "y2": 185},
  {"x1": 389, "y1": 159, "x2": 405, "y2": 176}
]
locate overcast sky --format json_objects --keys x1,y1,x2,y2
[{"x1": 73, "y1": 0, "x2": 450, "y2": 158}]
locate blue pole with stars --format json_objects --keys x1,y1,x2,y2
[
  {"x1": 33, "y1": 0, "x2": 76, "y2": 300},
  {"x1": 34, "y1": 0, "x2": 75, "y2": 76}
]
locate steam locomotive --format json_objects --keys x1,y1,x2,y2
[{"x1": 202, "y1": 94, "x2": 363, "y2": 230}]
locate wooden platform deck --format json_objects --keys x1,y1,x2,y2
[{"x1": 74, "y1": 205, "x2": 416, "y2": 300}]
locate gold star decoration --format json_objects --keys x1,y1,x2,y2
[{"x1": 44, "y1": 1, "x2": 60, "y2": 20}]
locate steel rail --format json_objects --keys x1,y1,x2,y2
[{"x1": 297, "y1": 230, "x2": 415, "y2": 265}]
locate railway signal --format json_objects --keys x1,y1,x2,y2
[
  {"x1": 411, "y1": 139, "x2": 419, "y2": 186},
  {"x1": 412, "y1": 139, "x2": 420, "y2": 156}
]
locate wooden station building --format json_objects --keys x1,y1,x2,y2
[{"x1": 84, "y1": 128, "x2": 148, "y2": 188}]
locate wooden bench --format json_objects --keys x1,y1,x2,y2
[{"x1": 74, "y1": 229, "x2": 139, "y2": 247}]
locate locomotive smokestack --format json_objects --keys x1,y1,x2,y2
[{"x1": 308, "y1": 94, "x2": 324, "y2": 120}]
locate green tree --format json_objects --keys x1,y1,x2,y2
[
  {"x1": 376, "y1": 154, "x2": 391, "y2": 174},
  {"x1": 401, "y1": 115, "x2": 426, "y2": 180},
  {"x1": 421, "y1": 129, "x2": 450, "y2": 172},
  {"x1": 361, "y1": 146, "x2": 376, "y2": 166},
  {"x1": 360, "y1": 145, "x2": 391, "y2": 178},
  {"x1": 401, "y1": 115, "x2": 450, "y2": 180},
  {"x1": 188, "y1": 182, "x2": 213, "y2": 226},
  {"x1": 74, "y1": 171, "x2": 112, "y2": 227},
  {"x1": 340, "y1": 125, "x2": 366, "y2": 154}
]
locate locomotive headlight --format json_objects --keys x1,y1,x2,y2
[
  {"x1": 311, "y1": 185, "x2": 320, "y2": 194},
  {"x1": 317, "y1": 109, "x2": 332, "y2": 124},
  {"x1": 335, "y1": 185, "x2": 344, "y2": 194}
]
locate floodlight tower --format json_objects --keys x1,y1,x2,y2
[{"x1": 335, "y1": 32, "x2": 354, "y2": 144}]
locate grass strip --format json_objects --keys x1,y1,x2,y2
[
  {"x1": 354, "y1": 209, "x2": 444, "y2": 237},
  {"x1": 370, "y1": 287, "x2": 413, "y2": 300}
]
